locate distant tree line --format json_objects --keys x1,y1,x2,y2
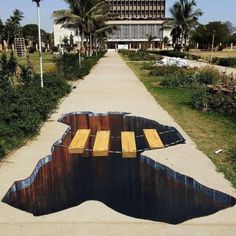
[
  {"x1": 190, "y1": 21, "x2": 236, "y2": 50},
  {"x1": 0, "y1": 9, "x2": 53, "y2": 51},
  {"x1": 167, "y1": 0, "x2": 236, "y2": 51}
]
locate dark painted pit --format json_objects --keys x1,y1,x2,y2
[{"x1": 2, "y1": 112, "x2": 236, "y2": 224}]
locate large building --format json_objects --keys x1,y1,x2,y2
[
  {"x1": 107, "y1": 0, "x2": 167, "y2": 49},
  {"x1": 53, "y1": 0, "x2": 169, "y2": 49}
]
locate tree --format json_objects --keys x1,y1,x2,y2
[
  {"x1": 146, "y1": 33, "x2": 157, "y2": 49},
  {"x1": 226, "y1": 33, "x2": 236, "y2": 45},
  {"x1": 170, "y1": 25, "x2": 182, "y2": 46},
  {"x1": 224, "y1": 21, "x2": 235, "y2": 36},
  {"x1": 53, "y1": 0, "x2": 114, "y2": 55},
  {"x1": 22, "y1": 24, "x2": 46, "y2": 46},
  {"x1": 0, "y1": 19, "x2": 4, "y2": 44},
  {"x1": 190, "y1": 21, "x2": 230, "y2": 49},
  {"x1": 4, "y1": 9, "x2": 24, "y2": 47},
  {"x1": 169, "y1": 0, "x2": 203, "y2": 48},
  {"x1": 163, "y1": 36, "x2": 170, "y2": 49},
  {"x1": 42, "y1": 32, "x2": 54, "y2": 51}
]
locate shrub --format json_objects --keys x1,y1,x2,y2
[
  {"x1": 56, "y1": 51, "x2": 106, "y2": 80},
  {"x1": 0, "y1": 50, "x2": 106, "y2": 159},
  {"x1": 208, "y1": 92, "x2": 236, "y2": 114},
  {"x1": 217, "y1": 58, "x2": 236, "y2": 67},
  {"x1": 191, "y1": 87, "x2": 211, "y2": 111},
  {"x1": 0, "y1": 52, "x2": 17, "y2": 89},
  {"x1": 19, "y1": 59, "x2": 35, "y2": 86},
  {"x1": 229, "y1": 148, "x2": 236, "y2": 171},
  {"x1": 119, "y1": 49, "x2": 156, "y2": 61},
  {"x1": 160, "y1": 70, "x2": 198, "y2": 88},
  {"x1": 196, "y1": 67, "x2": 221, "y2": 85},
  {"x1": 0, "y1": 75, "x2": 71, "y2": 159},
  {"x1": 191, "y1": 88, "x2": 236, "y2": 115}
]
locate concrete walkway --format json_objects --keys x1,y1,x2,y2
[
  {"x1": 185, "y1": 58, "x2": 236, "y2": 77},
  {"x1": 0, "y1": 51, "x2": 235, "y2": 236}
]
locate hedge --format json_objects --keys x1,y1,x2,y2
[
  {"x1": 118, "y1": 49, "x2": 157, "y2": 61},
  {"x1": 150, "y1": 50, "x2": 201, "y2": 60},
  {"x1": 56, "y1": 51, "x2": 107, "y2": 80},
  {"x1": 212, "y1": 57, "x2": 236, "y2": 68}
]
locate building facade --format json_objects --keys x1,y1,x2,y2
[
  {"x1": 107, "y1": 0, "x2": 166, "y2": 49},
  {"x1": 53, "y1": 24, "x2": 80, "y2": 46}
]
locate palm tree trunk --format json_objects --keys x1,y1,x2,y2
[
  {"x1": 90, "y1": 34, "x2": 93, "y2": 56},
  {"x1": 94, "y1": 35, "x2": 98, "y2": 55},
  {"x1": 86, "y1": 36, "x2": 89, "y2": 56},
  {"x1": 81, "y1": 28, "x2": 85, "y2": 55}
]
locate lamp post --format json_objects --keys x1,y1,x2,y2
[
  {"x1": 32, "y1": 0, "x2": 44, "y2": 88},
  {"x1": 210, "y1": 30, "x2": 216, "y2": 62}
]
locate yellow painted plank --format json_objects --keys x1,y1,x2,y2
[
  {"x1": 68, "y1": 129, "x2": 91, "y2": 154},
  {"x1": 143, "y1": 129, "x2": 164, "y2": 149},
  {"x1": 93, "y1": 131, "x2": 110, "y2": 157},
  {"x1": 121, "y1": 131, "x2": 137, "y2": 158}
]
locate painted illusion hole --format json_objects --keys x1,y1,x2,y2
[{"x1": 2, "y1": 112, "x2": 236, "y2": 224}]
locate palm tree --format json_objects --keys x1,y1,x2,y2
[
  {"x1": 146, "y1": 33, "x2": 157, "y2": 49},
  {"x1": 3, "y1": 9, "x2": 24, "y2": 48},
  {"x1": 163, "y1": 36, "x2": 170, "y2": 49},
  {"x1": 53, "y1": 0, "x2": 110, "y2": 54},
  {"x1": 169, "y1": 0, "x2": 203, "y2": 47},
  {"x1": 0, "y1": 19, "x2": 4, "y2": 44},
  {"x1": 170, "y1": 25, "x2": 182, "y2": 47}
]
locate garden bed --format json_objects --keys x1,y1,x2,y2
[{"x1": 121, "y1": 58, "x2": 236, "y2": 188}]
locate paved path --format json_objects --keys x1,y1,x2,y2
[
  {"x1": 164, "y1": 55, "x2": 236, "y2": 77},
  {"x1": 185, "y1": 58, "x2": 236, "y2": 77},
  {"x1": 0, "y1": 51, "x2": 235, "y2": 236}
]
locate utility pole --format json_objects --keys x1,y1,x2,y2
[{"x1": 33, "y1": 0, "x2": 44, "y2": 88}]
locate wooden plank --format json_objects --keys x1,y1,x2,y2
[
  {"x1": 68, "y1": 129, "x2": 91, "y2": 154},
  {"x1": 93, "y1": 131, "x2": 110, "y2": 157},
  {"x1": 121, "y1": 131, "x2": 137, "y2": 158},
  {"x1": 143, "y1": 129, "x2": 164, "y2": 149}
]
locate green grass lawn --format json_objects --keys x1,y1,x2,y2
[
  {"x1": 126, "y1": 61, "x2": 236, "y2": 188},
  {"x1": 0, "y1": 52, "x2": 57, "y2": 73}
]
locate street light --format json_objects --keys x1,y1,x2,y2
[
  {"x1": 32, "y1": 0, "x2": 44, "y2": 88},
  {"x1": 210, "y1": 30, "x2": 216, "y2": 62}
]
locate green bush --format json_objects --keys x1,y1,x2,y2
[
  {"x1": 191, "y1": 88, "x2": 236, "y2": 115},
  {"x1": 151, "y1": 66, "x2": 223, "y2": 89},
  {"x1": 160, "y1": 72, "x2": 198, "y2": 88},
  {"x1": 196, "y1": 67, "x2": 221, "y2": 85},
  {"x1": 0, "y1": 52, "x2": 17, "y2": 89},
  {"x1": 56, "y1": 51, "x2": 106, "y2": 80},
  {"x1": 229, "y1": 148, "x2": 236, "y2": 171},
  {"x1": 212, "y1": 57, "x2": 236, "y2": 67},
  {"x1": 19, "y1": 60, "x2": 35, "y2": 86},
  {"x1": 0, "y1": 75, "x2": 71, "y2": 158},
  {"x1": 0, "y1": 50, "x2": 106, "y2": 159},
  {"x1": 191, "y1": 87, "x2": 209, "y2": 110},
  {"x1": 119, "y1": 49, "x2": 156, "y2": 61}
]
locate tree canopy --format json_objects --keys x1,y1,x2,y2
[
  {"x1": 169, "y1": 0, "x2": 203, "y2": 48},
  {"x1": 53, "y1": 0, "x2": 116, "y2": 52},
  {"x1": 190, "y1": 21, "x2": 231, "y2": 49}
]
